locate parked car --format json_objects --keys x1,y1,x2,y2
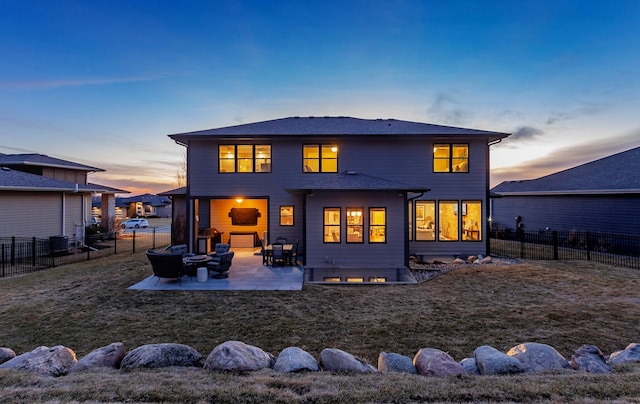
[{"x1": 121, "y1": 218, "x2": 149, "y2": 229}]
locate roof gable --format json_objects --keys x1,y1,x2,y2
[
  {"x1": 492, "y1": 146, "x2": 640, "y2": 194},
  {"x1": 169, "y1": 116, "x2": 509, "y2": 142}
]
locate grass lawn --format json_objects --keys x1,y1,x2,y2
[{"x1": 1, "y1": 253, "x2": 640, "y2": 402}]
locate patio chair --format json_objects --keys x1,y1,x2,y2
[
  {"x1": 168, "y1": 244, "x2": 195, "y2": 258},
  {"x1": 207, "y1": 251, "x2": 234, "y2": 279},
  {"x1": 275, "y1": 236, "x2": 287, "y2": 244},
  {"x1": 146, "y1": 250, "x2": 185, "y2": 285},
  {"x1": 261, "y1": 238, "x2": 270, "y2": 265},
  {"x1": 270, "y1": 243, "x2": 285, "y2": 266},
  {"x1": 208, "y1": 243, "x2": 231, "y2": 263}
]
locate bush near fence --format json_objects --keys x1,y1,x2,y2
[
  {"x1": 0, "y1": 227, "x2": 171, "y2": 278},
  {"x1": 489, "y1": 229, "x2": 640, "y2": 269}
]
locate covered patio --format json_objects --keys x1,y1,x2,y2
[{"x1": 129, "y1": 248, "x2": 304, "y2": 291}]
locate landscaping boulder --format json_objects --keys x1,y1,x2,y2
[
  {"x1": 377, "y1": 352, "x2": 417, "y2": 374},
  {"x1": 120, "y1": 343, "x2": 204, "y2": 369},
  {"x1": 459, "y1": 357, "x2": 480, "y2": 375},
  {"x1": 506, "y1": 342, "x2": 572, "y2": 372},
  {"x1": 480, "y1": 256, "x2": 493, "y2": 264},
  {"x1": 474, "y1": 345, "x2": 524, "y2": 375},
  {"x1": 0, "y1": 345, "x2": 76, "y2": 377},
  {"x1": 413, "y1": 348, "x2": 465, "y2": 377},
  {"x1": 453, "y1": 258, "x2": 466, "y2": 264},
  {"x1": 273, "y1": 346, "x2": 318, "y2": 373},
  {"x1": 319, "y1": 348, "x2": 376, "y2": 373},
  {"x1": 0, "y1": 348, "x2": 16, "y2": 364},
  {"x1": 570, "y1": 344, "x2": 612, "y2": 373},
  {"x1": 608, "y1": 343, "x2": 640, "y2": 365},
  {"x1": 70, "y1": 342, "x2": 126, "y2": 372},
  {"x1": 204, "y1": 340, "x2": 274, "y2": 372}
]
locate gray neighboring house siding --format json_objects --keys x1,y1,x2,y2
[
  {"x1": 170, "y1": 116, "x2": 509, "y2": 267},
  {"x1": 491, "y1": 146, "x2": 640, "y2": 236}
]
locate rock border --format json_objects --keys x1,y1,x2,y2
[{"x1": 1, "y1": 340, "x2": 638, "y2": 378}]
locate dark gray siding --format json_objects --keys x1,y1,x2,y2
[
  {"x1": 305, "y1": 190, "x2": 405, "y2": 268},
  {"x1": 187, "y1": 135, "x2": 492, "y2": 262},
  {"x1": 491, "y1": 195, "x2": 640, "y2": 236}
]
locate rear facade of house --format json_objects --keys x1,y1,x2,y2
[{"x1": 169, "y1": 116, "x2": 509, "y2": 268}]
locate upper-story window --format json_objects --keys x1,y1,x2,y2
[
  {"x1": 219, "y1": 145, "x2": 271, "y2": 173},
  {"x1": 303, "y1": 144, "x2": 338, "y2": 172},
  {"x1": 433, "y1": 144, "x2": 468, "y2": 173}
]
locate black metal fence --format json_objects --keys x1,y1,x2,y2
[
  {"x1": 0, "y1": 227, "x2": 171, "y2": 278},
  {"x1": 489, "y1": 229, "x2": 640, "y2": 269}
]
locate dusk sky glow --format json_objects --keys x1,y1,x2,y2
[{"x1": 1, "y1": 0, "x2": 638, "y2": 194}]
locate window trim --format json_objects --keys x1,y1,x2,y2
[
  {"x1": 323, "y1": 207, "x2": 341, "y2": 243},
  {"x1": 346, "y1": 207, "x2": 364, "y2": 244},
  {"x1": 368, "y1": 207, "x2": 386, "y2": 244},
  {"x1": 279, "y1": 205, "x2": 294, "y2": 226},
  {"x1": 461, "y1": 200, "x2": 482, "y2": 241},
  {"x1": 303, "y1": 143, "x2": 338, "y2": 173},
  {"x1": 218, "y1": 144, "x2": 272, "y2": 173},
  {"x1": 413, "y1": 200, "x2": 436, "y2": 242},
  {"x1": 433, "y1": 143, "x2": 469, "y2": 173}
]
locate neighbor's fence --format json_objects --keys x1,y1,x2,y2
[
  {"x1": 489, "y1": 229, "x2": 640, "y2": 269},
  {"x1": 0, "y1": 226, "x2": 171, "y2": 278}
]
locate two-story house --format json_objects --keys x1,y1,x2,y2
[
  {"x1": 168, "y1": 116, "x2": 509, "y2": 268},
  {"x1": 0, "y1": 153, "x2": 126, "y2": 239}
]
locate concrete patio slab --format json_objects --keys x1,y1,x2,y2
[{"x1": 128, "y1": 248, "x2": 304, "y2": 291}]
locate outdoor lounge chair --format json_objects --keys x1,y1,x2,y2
[
  {"x1": 207, "y1": 251, "x2": 234, "y2": 278},
  {"x1": 146, "y1": 250, "x2": 185, "y2": 285},
  {"x1": 208, "y1": 243, "x2": 230, "y2": 263}
]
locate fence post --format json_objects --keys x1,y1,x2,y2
[
  {"x1": 518, "y1": 229, "x2": 525, "y2": 259},
  {"x1": 11, "y1": 236, "x2": 15, "y2": 266},
  {"x1": 32, "y1": 237, "x2": 37, "y2": 267},
  {"x1": 586, "y1": 231, "x2": 591, "y2": 261},
  {"x1": 152, "y1": 227, "x2": 156, "y2": 250},
  {"x1": 114, "y1": 233, "x2": 117, "y2": 255},
  {"x1": 552, "y1": 231, "x2": 558, "y2": 260},
  {"x1": 2, "y1": 244, "x2": 5, "y2": 277},
  {"x1": 132, "y1": 230, "x2": 136, "y2": 254}
]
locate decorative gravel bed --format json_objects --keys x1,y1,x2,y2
[{"x1": 408, "y1": 256, "x2": 519, "y2": 283}]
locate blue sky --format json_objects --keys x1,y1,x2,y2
[{"x1": 1, "y1": 0, "x2": 638, "y2": 194}]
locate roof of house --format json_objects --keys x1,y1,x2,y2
[
  {"x1": 158, "y1": 186, "x2": 186, "y2": 196},
  {"x1": 492, "y1": 146, "x2": 640, "y2": 195},
  {"x1": 291, "y1": 170, "x2": 430, "y2": 192},
  {"x1": 169, "y1": 116, "x2": 509, "y2": 143},
  {"x1": 0, "y1": 153, "x2": 104, "y2": 172},
  {"x1": 119, "y1": 193, "x2": 172, "y2": 206},
  {"x1": 0, "y1": 166, "x2": 123, "y2": 193}
]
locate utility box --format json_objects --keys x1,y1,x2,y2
[{"x1": 49, "y1": 235, "x2": 69, "y2": 254}]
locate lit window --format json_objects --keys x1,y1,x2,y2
[
  {"x1": 462, "y1": 201, "x2": 482, "y2": 241},
  {"x1": 346, "y1": 208, "x2": 364, "y2": 243},
  {"x1": 433, "y1": 144, "x2": 468, "y2": 173},
  {"x1": 438, "y1": 201, "x2": 459, "y2": 241},
  {"x1": 324, "y1": 208, "x2": 341, "y2": 243},
  {"x1": 415, "y1": 201, "x2": 435, "y2": 241},
  {"x1": 369, "y1": 208, "x2": 386, "y2": 243},
  {"x1": 280, "y1": 205, "x2": 294, "y2": 226},
  {"x1": 303, "y1": 144, "x2": 338, "y2": 173},
  {"x1": 219, "y1": 145, "x2": 271, "y2": 173}
]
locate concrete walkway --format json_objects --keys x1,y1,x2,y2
[{"x1": 128, "y1": 248, "x2": 304, "y2": 291}]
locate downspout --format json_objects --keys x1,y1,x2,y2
[
  {"x1": 486, "y1": 138, "x2": 502, "y2": 255},
  {"x1": 405, "y1": 191, "x2": 426, "y2": 267}
]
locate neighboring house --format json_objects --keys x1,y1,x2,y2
[
  {"x1": 93, "y1": 193, "x2": 172, "y2": 219},
  {"x1": 490, "y1": 146, "x2": 640, "y2": 236},
  {"x1": 168, "y1": 116, "x2": 509, "y2": 267},
  {"x1": 0, "y1": 153, "x2": 126, "y2": 239}
]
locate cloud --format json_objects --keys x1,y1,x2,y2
[
  {"x1": 426, "y1": 92, "x2": 472, "y2": 126},
  {"x1": 0, "y1": 74, "x2": 169, "y2": 90},
  {"x1": 510, "y1": 126, "x2": 544, "y2": 141},
  {"x1": 545, "y1": 102, "x2": 605, "y2": 125}
]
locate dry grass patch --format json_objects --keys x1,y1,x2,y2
[{"x1": 1, "y1": 255, "x2": 640, "y2": 402}]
